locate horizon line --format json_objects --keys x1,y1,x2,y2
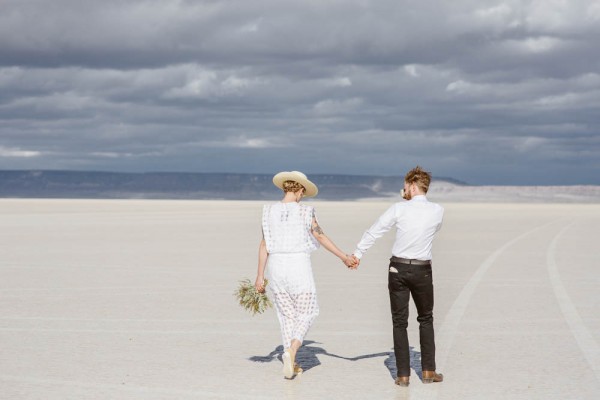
[{"x1": 1, "y1": 168, "x2": 600, "y2": 187}]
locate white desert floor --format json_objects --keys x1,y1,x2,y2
[{"x1": 0, "y1": 199, "x2": 599, "y2": 400}]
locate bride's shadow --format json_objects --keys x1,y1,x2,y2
[{"x1": 249, "y1": 340, "x2": 423, "y2": 380}]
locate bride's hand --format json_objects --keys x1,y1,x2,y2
[
  {"x1": 255, "y1": 276, "x2": 265, "y2": 293},
  {"x1": 343, "y1": 254, "x2": 359, "y2": 269}
]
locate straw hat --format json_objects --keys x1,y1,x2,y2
[{"x1": 273, "y1": 171, "x2": 318, "y2": 198}]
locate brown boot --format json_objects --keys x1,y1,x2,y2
[
  {"x1": 422, "y1": 370, "x2": 443, "y2": 383},
  {"x1": 395, "y1": 376, "x2": 410, "y2": 387}
]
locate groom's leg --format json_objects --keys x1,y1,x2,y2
[
  {"x1": 388, "y1": 265, "x2": 411, "y2": 377},
  {"x1": 410, "y1": 264, "x2": 436, "y2": 372}
]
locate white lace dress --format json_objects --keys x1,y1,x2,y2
[{"x1": 262, "y1": 202, "x2": 320, "y2": 350}]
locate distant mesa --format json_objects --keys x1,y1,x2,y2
[
  {"x1": 0, "y1": 170, "x2": 598, "y2": 203},
  {"x1": 0, "y1": 170, "x2": 461, "y2": 201}
]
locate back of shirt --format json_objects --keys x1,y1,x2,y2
[
  {"x1": 354, "y1": 195, "x2": 444, "y2": 261},
  {"x1": 262, "y1": 202, "x2": 320, "y2": 254},
  {"x1": 393, "y1": 198, "x2": 444, "y2": 260}
]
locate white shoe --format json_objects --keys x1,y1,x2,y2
[{"x1": 282, "y1": 350, "x2": 294, "y2": 379}]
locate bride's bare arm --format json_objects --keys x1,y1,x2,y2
[
  {"x1": 310, "y1": 217, "x2": 357, "y2": 268},
  {"x1": 255, "y1": 238, "x2": 268, "y2": 292}
]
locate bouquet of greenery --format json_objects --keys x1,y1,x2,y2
[{"x1": 234, "y1": 278, "x2": 273, "y2": 315}]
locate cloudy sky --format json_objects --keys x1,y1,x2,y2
[{"x1": 1, "y1": 0, "x2": 599, "y2": 185}]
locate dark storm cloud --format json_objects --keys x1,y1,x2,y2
[{"x1": 1, "y1": 0, "x2": 599, "y2": 184}]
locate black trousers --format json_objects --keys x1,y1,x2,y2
[{"x1": 388, "y1": 258, "x2": 436, "y2": 377}]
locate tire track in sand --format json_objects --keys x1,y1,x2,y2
[
  {"x1": 410, "y1": 220, "x2": 560, "y2": 399},
  {"x1": 547, "y1": 224, "x2": 600, "y2": 382}
]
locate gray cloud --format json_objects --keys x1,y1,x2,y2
[{"x1": 0, "y1": 0, "x2": 599, "y2": 184}]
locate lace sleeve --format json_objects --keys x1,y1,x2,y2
[
  {"x1": 305, "y1": 205, "x2": 320, "y2": 250},
  {"x1": 261, "y1": 205, "x2": 273, "y2": 252}
]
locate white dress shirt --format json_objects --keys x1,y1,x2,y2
[{"x1": 353, "y1": 195, "x2": 444, "y2": 261}]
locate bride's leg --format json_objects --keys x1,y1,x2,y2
[
  {"x1": 294, "y1": 292, "x2": 319, "y2": 336},
  {"x1": 272, "y1": 292, "x2": 296, "y2": 378},
  {"x1": 273, "y1": 293, "x2": 295, "y2": 346},
  {"x1": 290, "y1": 292, "x2": 319, "y2": 352},
  {"x1": 289, "y1": 338, "x2": 302, "y2": 370}
]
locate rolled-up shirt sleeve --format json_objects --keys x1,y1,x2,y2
[{"x1": 353, "y1": 205, "x2": 397, "y2": 259}]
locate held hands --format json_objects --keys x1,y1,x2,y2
[{"x1": 343, "y1": 254, "x2": 360, "y2": 270}]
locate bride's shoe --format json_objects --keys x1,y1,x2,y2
[{"x1": 282, "y1": 349, "x2": 294, "y2": 379}]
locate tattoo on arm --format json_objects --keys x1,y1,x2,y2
[{"x1": 312, "y1": 223, "x2": 324, "y2": 235}]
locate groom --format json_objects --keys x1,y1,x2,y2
[{"x1": 348, "y1": 166, "x2": 444, "y2": 387}]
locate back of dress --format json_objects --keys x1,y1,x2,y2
[{"x1": 262, "y1": 202, "x2": 319, "y2": 254}]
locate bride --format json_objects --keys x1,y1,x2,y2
[{"x1": 254, "y1": 171, "x2": 357, "y2": 379}]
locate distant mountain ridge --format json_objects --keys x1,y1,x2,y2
[
  {"x1": 2, "y1": 170, "x2": 598, "y2": 202},
  {"x1": 0, "y1": 170, "x2": 465, "y2": 200}
]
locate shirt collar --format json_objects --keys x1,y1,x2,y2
[{"x1": 411, "y1": 195, "x2": 428, "y2": 202}]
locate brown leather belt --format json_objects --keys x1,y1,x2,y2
[{"x1": 390, "y1": 256, "x2": 431, "y2": 266}]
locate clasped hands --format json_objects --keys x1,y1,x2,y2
[{"x1": 343, "y1": 254, "x2": 360, "y2": 270}]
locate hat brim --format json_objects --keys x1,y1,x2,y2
[{"x1": 273, "y1": 171, "x2": 318, "y2": 197}]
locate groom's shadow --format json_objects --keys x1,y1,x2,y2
[
  {"x1": 359, "y1": 346, "x2": 423, "y2": 380},
  {"x1": 249, "y1": 341, "x2": 423, "y2": 380}
]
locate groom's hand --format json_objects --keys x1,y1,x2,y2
[
  {"x1": 343, "y1": 254, "x2": 355, "y2": 269},
  {"x1": 350, "y1": 254, "x2": 360, "y2": 269},
  {"x1": 344, "y1": 254, "x2": 360, "y2": 269}
]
